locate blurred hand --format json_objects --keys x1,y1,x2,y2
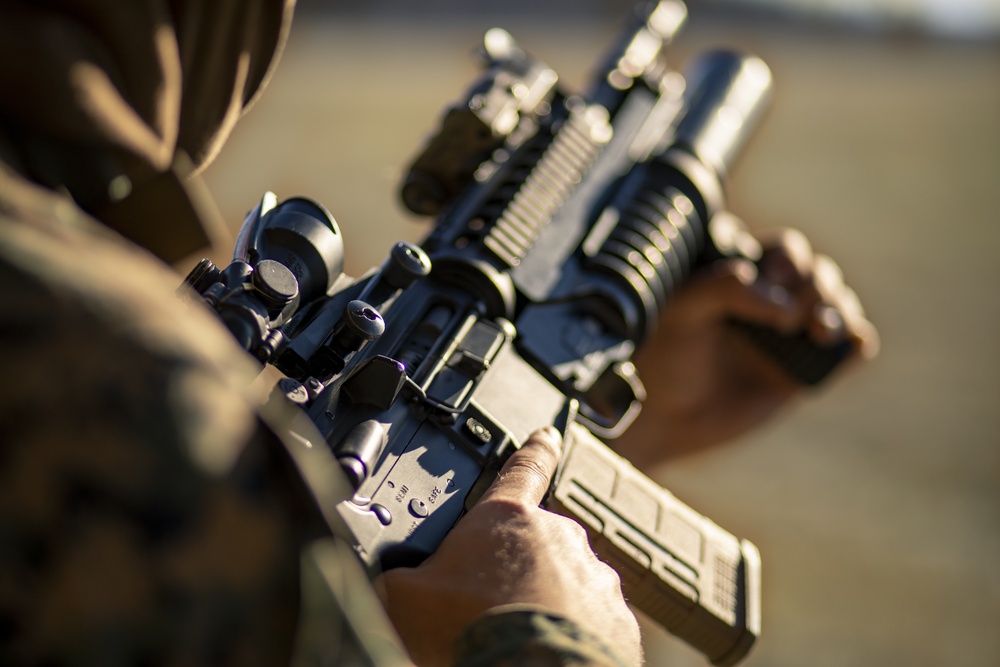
[
  {"x1": 615, "y1": 221, "x2": 879, "y2": 468},
  {"x1": 376, "y1": 427, "x2": 642, "y2": 667}
]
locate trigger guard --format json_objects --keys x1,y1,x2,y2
[{"x1": 576, "y1": 360, "x2": 646, "y2": 440}]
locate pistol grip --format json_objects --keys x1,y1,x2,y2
[{"x1": 728, "y1": 318, "x2": 853, "y2": 386}]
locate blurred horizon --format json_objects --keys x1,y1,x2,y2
[{"x1": 296, "y1": 0, "x2": 1000, "y2": 40}]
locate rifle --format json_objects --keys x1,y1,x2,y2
[{"x1": 183, "y1": 2, "x2": 848, "y2": 664}]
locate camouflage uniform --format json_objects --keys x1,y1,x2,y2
[{"x1": 0, "y1": 2, "x2": 627, "y2": 665}]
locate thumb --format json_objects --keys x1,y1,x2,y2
[{"x1": 477, "y1": 426, "x2": 563, "y2": 508}]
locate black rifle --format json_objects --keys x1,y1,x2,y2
[{"x1": 183, "y1": 2, "x2": 848, "y2": 664}]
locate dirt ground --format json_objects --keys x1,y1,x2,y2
[{"x1": 201, "y1": 7, "x2": 1000, "y2": 666}]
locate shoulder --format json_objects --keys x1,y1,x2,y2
[{"x1": 0, "y1": 181, "x2": 306, "y2": 664}]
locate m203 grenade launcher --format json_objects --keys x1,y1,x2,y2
[{"x1": 184, "y1": 1, "x2": 849, "y2": 664}]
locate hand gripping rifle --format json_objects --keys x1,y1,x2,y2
[{"x1": 183, "y1": 2, "x2": 848, "y2": 663}]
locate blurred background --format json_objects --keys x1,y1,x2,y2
[{"x1": 201, "y1": 1, "x2": 999, "y2": 665}]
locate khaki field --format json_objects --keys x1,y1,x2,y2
[{"x1": 202, "y1": 8, "x2": 1000, "y2": 666}]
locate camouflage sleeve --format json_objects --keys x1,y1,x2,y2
[
  {"x1": 0, "y1": 197, "x2": 346, "y2": 666},
  {"x1": 454, "y1": 607, "x2": 632, "y2": 667}
]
